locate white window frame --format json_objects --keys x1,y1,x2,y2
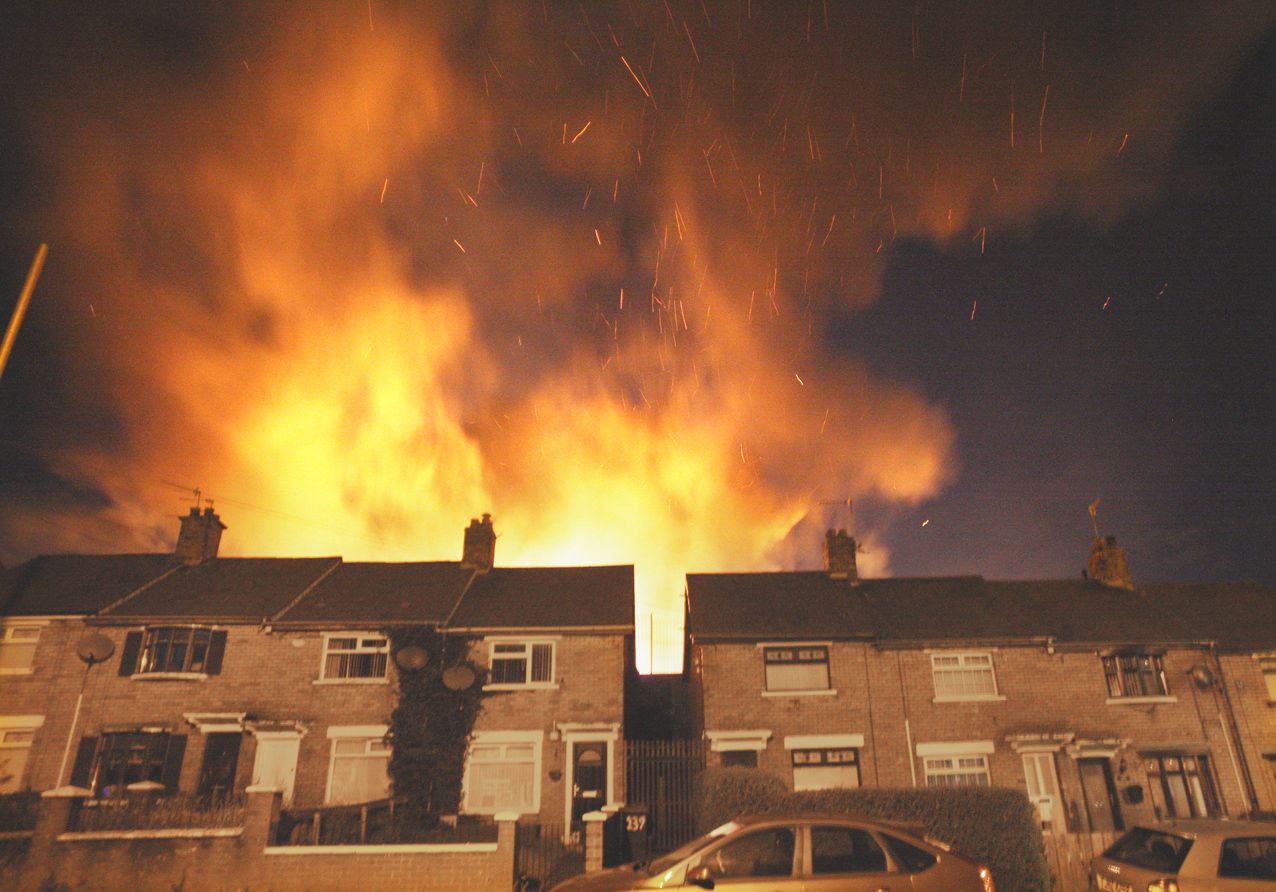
[
  {"x1": 462, "y1": 730, "x2": 544, "y2": 816},
  {"x1": 757, "y1": 641, "x2": 836, "y2": 696},
  {"x1": 930, "y1": 651, "x2": 1004, "y2": 702},
  {"x1": 0, "y1": 715, "x2": 44, "y2": 793},
  {"x1": 483, "y1": 637, "x2": 558, "y2": 691},
  {"x1": 0, "y1": 622, "x2": 45, "y2": 675},
  {"x1": 316, "y1": 633, "x2": 390, "y2": 684},
  {"x1": 1258, "y1": 655, "x2": 1276, "y2": 703},
  {"x1": 324, "y1": 724, "x2": 391, "y2": 804},
  {"x1": 917, "y1": 740, "x2": 994, "y2": 787}
]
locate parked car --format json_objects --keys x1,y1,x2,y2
[
  {"x1": 1091, "y1": 819, "x2": 1276, "y2": 892},
  {"x1": 550, "y1": 812, "x2": 994, "y2": 891}
]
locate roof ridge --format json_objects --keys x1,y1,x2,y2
[
  {"x1": 96, "y1": 563, "x2": 184, "y2": 616},
  {"x1": 269, "y1": 558, "x2": 344, "y2": 623}
]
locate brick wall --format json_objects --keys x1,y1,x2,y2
[
  {"x1": 1, "y1": 623, "x2": 629, "y2": 824},
  {"x1": 5, "y1": 789, "x2": 517, "y2": 892},
  {"x1": 696, "y1": 638, "x2": 1276, "y2": 828}
]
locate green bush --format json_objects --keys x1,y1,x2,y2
[
  {"x1": 694, "y1": 766, "x2": 789, "y2": 833},
  {"x1": 696, "y1": 768, "x2": 1051, "y2": 892}
]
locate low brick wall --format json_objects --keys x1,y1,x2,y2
[{"x1": 5, "y1": 787, "x2": 518, "y2": 892}]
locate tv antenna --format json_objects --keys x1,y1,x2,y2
[
  {"x1": 1088, "y1": 498, "x2": 1102, "y2": 539},
  {"x1": 162, "y1": 481, "x2": 211, "y2": 512},
  {"x1": 820, "y1": 498, "x2": 855, "y2": 531}
]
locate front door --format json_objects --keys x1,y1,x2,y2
[
  {"x1": 198, "y1": 732, "x2": 242, "y2": 800},
  {"x1": 1078, "y1": 758, "x2": 1123, "y2": 832},
  {"x1": 570, "y1": 741, "x2": 608, "y2": 827},
  {"x1": 252, "y1": 734, "x2": 300, "y2": 805},
  {"x1": 1022, "y1": 752, "x2": 1063, "y2": 833}
]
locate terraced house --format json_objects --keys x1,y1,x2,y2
[
  {"x1": 687, "y1": 528, "x2": 1276, "y2": 834},
  {"x1": 0, "y1": 508, "x2": 634, "y2": 832}
]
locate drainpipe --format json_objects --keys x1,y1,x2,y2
[{"x1": 1208, "y1": 641, "x2": 1259, "y2": 813}]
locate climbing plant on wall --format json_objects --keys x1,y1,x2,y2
[{"x1": 384, "y1": 626, "x2": 488, "y2": 827}]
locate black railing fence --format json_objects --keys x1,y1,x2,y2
[
  {"x1": 273, "y1": 799, "x2": 497, "y2": 846},
  {"x1": 515, "y1": 822, "x2": 584, "y2": 891}
]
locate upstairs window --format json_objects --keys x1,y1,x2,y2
[
  {"x1": 487, "y1": 640, "x2": 554, "y2": 687},
  {"x1": 0, "y1": 625, "x2": 41, "y2": 674},
  {"x1": 1103, "y1": 653, "x2": 1168, "y2": 698},
  {"x1": 321, "y1": 635, "x2": 389, "y2": 680},
  {"x1": 1261, "y1": 657, "x2": 1276, "y2": 702},
  {"x1": 931, "y1": 652, "x2": 998, "y2": 699},
  {"x1": 119, "y1": 627, "x2": 227, "y2": 676},
  {"x1": 763, "y1": 645, "x2": 830, "y2": 692}
]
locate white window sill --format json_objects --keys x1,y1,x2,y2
[
  {"x1": 0, "y1": 668, "x2": 34, "y2": 675},
  {"x1": 1105, "y1": 695, "x2": 1177, "y2": 705},
  {"x1": 312, "y1": 677, "x2": 389, "y2": 685},
  {"x1": 762, "y1": 689, "x2": 837, "y2": 698},
  {"x1": 131, "y1": 672, "x2": 208, "y2": 682},
  {"x1": 483, "y1": 682, "x2": 559, "y2": 692},
  {"x1": 933, "y1": 694, "x2": 1007, "y2": 703}
]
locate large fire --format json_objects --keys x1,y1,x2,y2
[{"x1": 1, "y1": 4, "x2": 1022, "y2": 671}]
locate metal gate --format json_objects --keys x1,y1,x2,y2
[
  {"x1": 623, "y1": 739, "x2": 705, "y2": 853},
  {"x1": 515, "y1": 822, "x2": 583, "y2": 891}
]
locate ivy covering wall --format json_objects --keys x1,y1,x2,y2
[{"x1": 385, "y1": 627, "x2": 488, "y2": 827}]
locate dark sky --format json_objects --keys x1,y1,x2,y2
[{"x1": 0, "y1": 0, "x2": 1273, "y2": 624}]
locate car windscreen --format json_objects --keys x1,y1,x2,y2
[
  {"x1": 1103, "y1": 827, "x2": 1193, "y2": 872},
  {"x1": 642, "y1": 821, "x2": 741, "y2": 875}
]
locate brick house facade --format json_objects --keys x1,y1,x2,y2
[
  {"x1": 0, "y1": 510, "x2": 634, "y2": 831},
  {"x1": 687, "y1": 530, "x2": 1276, "y2": 834}
]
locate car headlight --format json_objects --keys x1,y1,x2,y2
[
  {"x1": 979, "y1": 865, "x2": 995, "y2": 892},
  {"x1": 1147, "y1": 880, "x2": 1179, "y2": 892}
]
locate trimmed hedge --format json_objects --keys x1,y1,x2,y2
[{"x1": 696, "y1": 766, "x2": 1051, "y2": 892}]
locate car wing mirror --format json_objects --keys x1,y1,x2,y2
[{"x1": 686, "y1": 865, "x2": 715, "y2": 889}]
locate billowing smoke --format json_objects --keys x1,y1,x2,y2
[{"x1": 3, "y1": 2, "x2": 1270, "y2": 669}]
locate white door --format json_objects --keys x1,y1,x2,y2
[
  {"x1": 253, "y1": 735, "x2": 300, "y2": 804},
  {"x1": 1022, "y1": 752, "x2": 1063, "y2": 832}
]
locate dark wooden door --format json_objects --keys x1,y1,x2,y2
[
  {"x1": 1078, "y1": 758, "x2": 1123, "y2": 832},
  {"x1": 198, "y1": 732, "x2": 242, "y2": 800}
]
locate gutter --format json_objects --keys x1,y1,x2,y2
[{"x1": 1206, "y1": 640, "x2": 1260, "y2": 813}]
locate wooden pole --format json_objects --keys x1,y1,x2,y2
[{"x1": 0, "y1": 243, "x2": 48, "y2": 385}]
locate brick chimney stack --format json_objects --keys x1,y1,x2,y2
[
  {"x1": 1088, "y1": 534, "x2": 1132, "y2": 589},
  {"x1": 824, "y1": 528, "x2": 857, "y2": 582},
  {"x1": 175, "y1": 506, "x2": 226, "y2": 565},
  {"x1": 461, "y1": 513, "x2": 496, "y2": 572}
]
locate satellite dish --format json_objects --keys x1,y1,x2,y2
[
  {"x1": 76, "y1": 633, "x2": 116, "y2": 666},
  {"x1": 442, "y1": 666, "x2": 476, "y2": 691},
  {"x1": 1188, "y1": 665, "x2": 1215, "y2": 690},
  {"x1": 394, "y1": 645, "x2": 430, "y2": 671}
]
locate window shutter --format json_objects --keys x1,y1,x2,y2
[
  {"x1": 70, "y1": 736, "x2": 99, "y2": 789},
  {"x1": 205, "y1": 630, "x2": 228, "y2": 675},
  {"x1": 161, "y1": 735, "x2": 187, "y2": 790},
  {"x1": 117, "y1": 631, "x2": 143, "y2": 676}
]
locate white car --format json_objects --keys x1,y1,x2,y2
[{"x1": 1091, "y1": 819, "x2": 1276, "y2": 891}]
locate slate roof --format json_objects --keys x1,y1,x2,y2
[
  {"x1": 686, "y1": 573, "x2": 1276, "y2": 651},
  {"x1": 103, "y1": 557, "x2": 342, "y2": 620},
  {"x1": 273, "y1": 562, "x2": 472, "y2": 625},
  {"x1": 0, "y1": 552, "x2": 635, "y2": 631},
  {"x1": 449, "y1": 566, "x2": 635, "y2": 630},
  {"x1": 0, "y1": 554, "x2": 178, "y2": 616}
]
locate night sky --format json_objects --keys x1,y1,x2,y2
[{"x1": 1, "y1": 2, "x2": 1274, "y2": 665}]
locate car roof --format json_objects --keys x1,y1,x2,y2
[
  {"x1": 731, "y1": 813, "x2": 927, "y2": 834},
  {"x1": 1134, "y1": 819, "x2": 1276, "y2": 838}
]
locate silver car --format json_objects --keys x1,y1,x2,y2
[
  {"x1": 1091, "y1": 819, "x2": 1276, "y2": 892},
  {"x1": 551, "y1": 812, "x2": 994, "y2": 891}
]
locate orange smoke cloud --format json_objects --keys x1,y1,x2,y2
[{"x1": 11, "y1": 4, "x2": 970, "y2": 671}]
